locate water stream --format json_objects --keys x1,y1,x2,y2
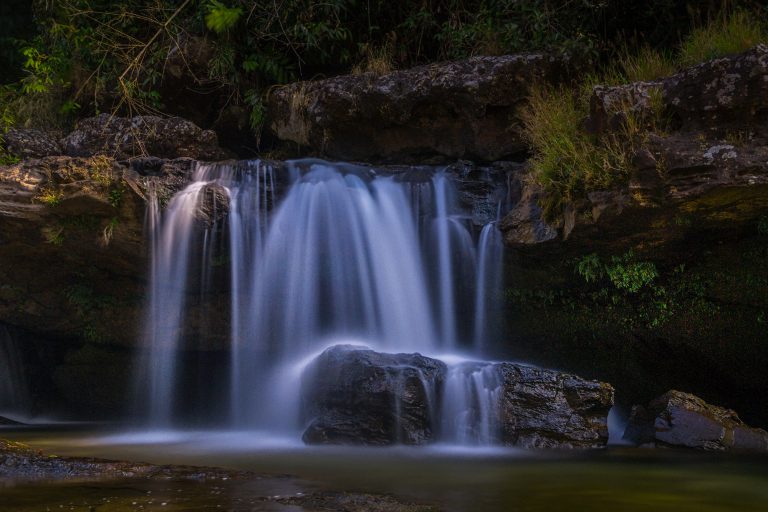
[
  {"x1": 137, "y1": 160, "x2": 506, "y2": 443},
  {"x1": 0, "y1": 324, "x2": 30, "y2": 418}
]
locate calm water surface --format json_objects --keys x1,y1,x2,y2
[{"x1": 2, "y1": 426, "x2": 768, "y2": 511}]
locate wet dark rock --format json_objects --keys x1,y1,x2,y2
[
  {"x1": 268, "y1": 53, "x2": 569, "y2": 163},
  {"x1": 125, "y1": 156, "x2": 166, "y2": 176},
  {"x1": 196, "y1": 183, "x2": 230, "y2": 226},
  {"x1": 499, "y1": 176, "x2": 558, "y2": 246},
  {"x1": 301, "y1": 345, "x2": 446, "y2": 445},
  {"x1": 3, "y1": 128, "x2": 63, "y2": 159},
  {"x1": 497, "y1": 363, "x2": 614, "y2": 449},
  {"x1": 61, "y1": 114, "x2": 234, "y2": 161},
  {"x1": 301, "y1": 345, "x2": 613, "y2": 448},
  {"x1": 623, "y1": 390, "x2": 768, "y2": 452}
]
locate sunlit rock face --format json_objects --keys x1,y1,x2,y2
[{"x1": 623, "y1": 390, "x2": 768, "y2": 452}]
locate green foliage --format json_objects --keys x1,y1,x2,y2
[
  {"x1": 576, "y1": 251, "x2": 658, "y2": 294},
  {"x1": 522, "y1": 83, "x2": 634, "y2": 219},
  {"x1": 205, "y1": 1, "x2": 243, "y2": 34},
  {"x1": 36, "y1": 188, "x2": 65, "y2": 206},
  {"x1": 604, "y1": 252, "x2": 659, "y2": 293},
  {"x1": 679, "y1": 10, "x2": 767, "y2": 66},
  {"x1": 0, "y1": 0, "x2": 765, "y2": 148},
  {"x1": 244, "y1": 88, "x2": 266, "y2": 134},
  {"x1": 108, "y1": 186, "x2": 124, "y2": 208},
  {"x1": 42, "y1": 225, "x2": 65, "y2": 245},
  {"x1": 524, "y1": 8, "x2": 765, "y2": 218},
  {"x1": 758, "y1": 215, "x2": 768, "y2": 236},
  {"x1": 620, "y1": 46, "x2": 676, "y2": 83},
  {"x1": 575, "y1": 253, "x2": 603, "y2": 283}
]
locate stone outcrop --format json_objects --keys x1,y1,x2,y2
[
  {"x1": 0, "y1": 155, "x2": 196, "y2": 347},
  {"x1": 301, "y1": 345, "x2": 447, "y2": 445},
  {"x1": 497, "y1": 363, "x2": 614, "y2": 449},
  {"x1": 3, "y1": 128, "x2": 63, "y2": 159},
  {"x1": 590, "y1": 44, "x2": 768, "y2": 135},
  {"x1": 300, "y1": 345, "x2": 613, "y2": 448},
  {"x1": 268, "y1": 54, "x2": 569, "y2": 163},
  {"x1": 61, "y1": 114, "x2": 234, "y2": 161},
  {"x1": 501, "y1": 45, "x2": 768, "y2": 252},
  {"x1": 623, "y1": 390, "x2": 768, "y2": 452}
]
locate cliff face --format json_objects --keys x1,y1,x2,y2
[{"x1": 0, "y1": 48, "x2": 766, "y2": 426}]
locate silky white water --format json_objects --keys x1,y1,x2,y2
[
  {"x1": 137, "y1": 160, "x2": 505, "y2": 444},
  {"x1": 0, "y1": 324, "x2": 30, "y2": 417}
]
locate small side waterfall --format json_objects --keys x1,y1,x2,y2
[
  {"x1": 0, "y1": 324, "x2": 30, "y2": 416},
  {"x1": 473, "y1": 221, "x2": 504, "y2": 349},
  {"x1": 441, "y1": 362, "x2": 504, "y2": 445},
  {"x1": 137, "y1": 160, "x2": 507, "y2": 443}
]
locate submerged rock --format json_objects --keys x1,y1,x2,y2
[
  {"x1": 268, "y1": 53, "x2": 569, "y2": 163},
  {"x1": 623, "y1": 390, "x2": 768, "y2": 452},
  {"x1": 301, "y1": 345, "x2": 446, "y2": 445}
]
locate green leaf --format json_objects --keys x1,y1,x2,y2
[{"x1": 205, "y1": 1, "x2": 243, "y2": 34}]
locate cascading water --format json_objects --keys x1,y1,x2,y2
[
  {"x1": 137, "y1": 159, "x2": 506, "y2": 443},
  {"x1": 441, "y1": 362, "x2": 504, "y2": 445},
  {"x1": 0, "y1": 324, "x2": 30, "y2": 417}
]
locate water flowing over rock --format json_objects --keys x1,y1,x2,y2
[
  {"x1": 134, "y1": 159, "x2": 507, "y2": 430},
  {"x1": 623, "y1": 390, "x2": 768, "y2": 452},
  {"x1": 0, "y1": 324, "x2": 29, "y2": 416},
  {"x1": 268, "y1": 54, "x2": 569, "y2": 163},
  {"x1": 300, "y1": 345, "x2": 613, "y2": 448},
  {"x1": 301, "y1": 345, "x2": 446, "y2": 445}
]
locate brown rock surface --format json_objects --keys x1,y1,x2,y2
[
  {"x1": 268, "y1": 54, "x2": 569, "y2": 163},
  {"x1": 623, "y1": 390, "x2": 768, "y2": 451}
]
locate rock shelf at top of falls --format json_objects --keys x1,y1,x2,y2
[{"x1": 300, "y1": 345, "x2": 614, "y2": 449}]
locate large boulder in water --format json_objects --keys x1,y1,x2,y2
[
  {"x1": 300, "y1": 345, "x2": 614, "y2": 448},
  {"x1": 623, "y1": 390, "x2": 768, "y2": 452},
  {"x1": 268, "y1": 54, "x2": 569, "y2": 163},
  {"x1": 301, "y1": 345, "x2": 446, "y2": 445}
]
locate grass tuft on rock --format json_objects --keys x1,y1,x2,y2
[
  {"x1": 522, "y1": 82, "x2": 643, "y2": 219},
  {"x1": 679, "y1": 10, "x2": 767, "y2": 66},
  {"x1": 523, "y1": 9, "x2": 766, "y2": 220}
]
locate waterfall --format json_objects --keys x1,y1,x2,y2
[
  {"x1": 0, "y1": 324, "x2": 30, "y2": 416},
  {"x1": 473, "y1": 221, "x2": 504, "y2": 348},
  {"x1": 137, "y1": 160, "x2": 506, "y2": 440},
  {"x1": 441, "y1": 362, "x2": 503, "y2": 445}
]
